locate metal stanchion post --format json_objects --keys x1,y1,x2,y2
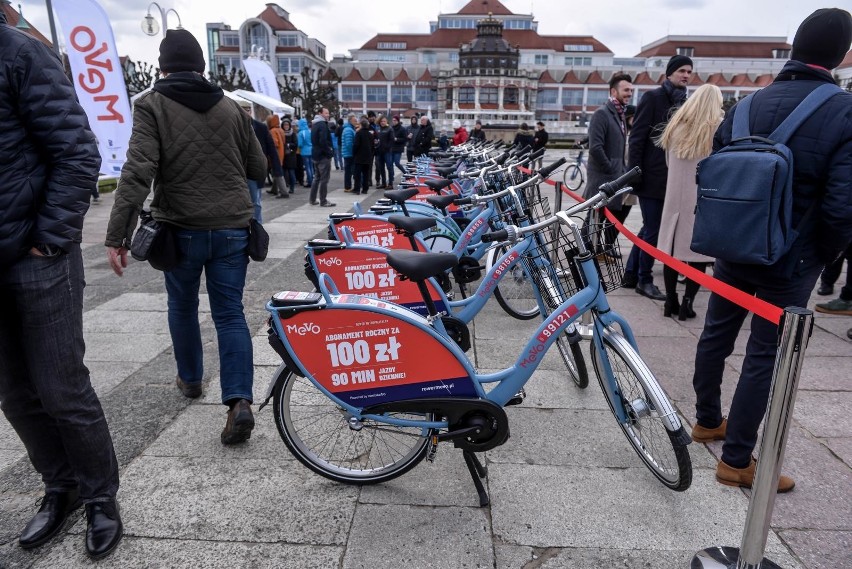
[
  {"x1": 691, "y1": 307, "x2": 814, "y2": 569},
  {"x1": 554, "y1": 180, "x2": 563, "y2": 212}
]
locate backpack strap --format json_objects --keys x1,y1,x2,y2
[
  {"x1": 731, "y1": 93, "x2": 755, "y2": 139},
  {"x1": 768, "y1": 83, "x2": 843, "y2": 143}
]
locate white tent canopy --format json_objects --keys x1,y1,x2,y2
[{"x1": 234, "y1": 90, "x2": 295, "y2": 115}]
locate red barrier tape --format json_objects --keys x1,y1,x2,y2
[{"x1": 518, "y1": 166, "x2": 783, "y2": 325}]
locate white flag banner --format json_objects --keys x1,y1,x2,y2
[
  {"x1": 52, "y1": 0, "x2": 132, "y2": 175},
  {"x1": 242, "y1": 58, "x2": 282, "y2": 101}
]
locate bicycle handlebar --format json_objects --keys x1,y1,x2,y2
[
  {"x1": 598, "y1": 166, "x2": 641, "y2": 197},
  {"x1": 481, "y1": 228, "x2": 509, "y2": 243},
  {"x1": 536, "y1": 157, "x2": 568, "y2": 179}
]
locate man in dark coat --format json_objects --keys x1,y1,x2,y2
[
  {"x1": 531, "y1": 121, "x2": 549, "y2": 170},
  {"x1": 584, "y1": 73, "x2": 634, "y2": 251},
  {"x1": 414, "y1": 116, "x2": 434, "y2": 156},
  {"x1": 623, "y1": 54, "x2": 692, "y2": 299},
  {"x1": 310, "y1": 107, "x2": 335, "y2": 207},
  {"x1": 690, "y1": 8, "x2": 852, "y2": 492},
  {"x1": 0, "y1": 10, "x2": 122, "y2": 558}
]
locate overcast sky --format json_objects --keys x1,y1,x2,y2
[{"x1": 18, "y1": 0, "x2": 833, "y2": 67}]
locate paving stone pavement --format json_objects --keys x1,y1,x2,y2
[{"x1": 0, "y1": 160, "x2": 849, "y2": 569}]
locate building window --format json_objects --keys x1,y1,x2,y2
[
  {"x1": 366, "y1": 86, "x2": 387, "y2": 103},
  {"x1": 220, "y1": 32, "x2": 239, "y2": 47},
  {"x1": 562, "y1": 89, "x2": 583, "y2": 106},
  {"x1": 278, "y1": 35, "x2": 299, "y2": 47},
  {"x1": 586, "y1": 89, "x2": 609, "y2": 106},
  {"x1": 391, "y1": 86, "x2": 412, "y2": 103},
  {"x1": 563, "y1": 44, "x2": 593, "y2": 52},
  {"x1": 564, "y1": 56, "x2": 592, "y2": 66},
  {"x1": 315, "y1": 46, "x2": 325, "y2": 59},
  {"x1": 378, "y1": 42, "x2": 407, "y2": 50},
  {"x1": 458, "y1": 86, "x2": 475, "y2": 104},
  {"x1": 445, "y1": 87, "x2": 453, "y2": 104},
  {"x1": 480, "y1": 87, "x2": 498, "y2": 104},
  {"x1": 215, "y1": 56, "x2": 242, "y2": 72},
  {"x1": 675, "y1": 47, "x2": 694, "y2": 57},
  {"x1": 538, "y1": 112, "x2": 560, "y2": 121},
  {"x1": 360, "y1": 54, "x2": 406, "y2": 62},
  {"x1": 504, "y1": 87, "x2": 518, "y2": 105},
  {"x1": 341, "y1": 85, "x2": 363, "y2": 102},
  {"x1": 245, "y1": 23, "x2": 268, "y2": 54},
  {"x1": 415, "y1": 87, "x2": 436, "y2": 103},
  {"x1": 772, "y1": 48, "x2": 790, "y2": 59},
  {"x1": 449, "y1": 53, "x2": 459, "y2": 62},
  {"x1": 422, "y1": 52, "x2": 437, "y2": 64},
  {"x1": 534, "y1": 55, "x2": 549, "y2": 65},
  {"x1": 505, "y1": 20, "x2": 531, "y2": 30},
  {"x1": 537, "y1": 89, "x2": 558, "y2": 105},
  {"x1": 277, "y1": 57, "x2": 303, "y2": 74}
]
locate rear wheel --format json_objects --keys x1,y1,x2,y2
[
  {"x1": 486, "y1": 244, "x2": 540, "y2": 320},
  {"x1": 563, "y1": 164, "x2": 584, "y2": 191},
  {"x1": 591, "y1": 328, "x2": 692, "y2": 491},
  {"x1": 273, "y1": 368, "x2": 432, "y2": 484}
]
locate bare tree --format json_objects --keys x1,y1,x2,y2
[
  {"x1": 123, "y1": 59, "x2": 161, "y2": 99},
  {"x1": 207, "y1": 64, "x2": 253, "y2": 92},
  {"x1": 279, "y1": 66, "x2": 341, "y2": 118}
]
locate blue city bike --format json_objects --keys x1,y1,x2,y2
[{"x1": 262, "y1": 167, "x2": 692, "y2": 504}]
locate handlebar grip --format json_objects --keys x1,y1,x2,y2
[
  {"x1": 495, "y1": 151, "x2": 510, "y2": 165},
  {"x1": 599, "y1": 166, "x2": 642, "y2": 197},
  {"x1": 446, "y1": 173, "x2": 459, "y2": 180},
  {"x1": 481, "y1": 229, "x2": 508, "y2": 243},
  {"x1": 454, "y1": 197, "x2": 473, "y2": 206},
  {"x1": 529, "y1": 147, "x2": 546, "y2": 160},
  {"x1": 537, "y1": 157, "x2": 568, "y2": 179}
]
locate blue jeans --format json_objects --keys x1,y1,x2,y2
[
  {"x1": 344, "y1": 156, "x2": 354, "y2": 189},
  {"x1": 303, "y1": 156, "x2": 314, "y2": 186},
  {"x1": 333, "y1": 146, "x2": 343, "y2": 169},
  {"x1": 624, "y1": 196, "x2": 664, "y2": 284},
  {"x1": 165, "y1": 229, "x2": 253, "y2": 404},
  {"x1": 0, "y1": 245, "x2": 119, "y2": 501},
  {"x1": 247, "y1": 179, "x2": 262, "y2": 223},
  {"x1": 692, "y1": 258, "x2": 822, "y2": 468}
]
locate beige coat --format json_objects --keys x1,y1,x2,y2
[{"x1": 657, "y1": 148, "x2": 714, "y2": 263}]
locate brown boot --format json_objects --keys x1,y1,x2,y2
[
  {"x1": 716, "y1": 458, "x2": 795, "y2": 493},
  {"x1": 221, "y1": 399, "x2": 254, "y2": 445},
  {"x1": 692, "y1": 418, "x2": 727, "y2": 443}
]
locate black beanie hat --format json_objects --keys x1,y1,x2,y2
[
  {"x1": 158, "y1": 29, "x2": 205, "y2": 73},
  {"x1": 791, "y1": 8, "x2": 852, "y2": 70},
  {"x1": 666, "y1": 54, "x2": 694, "y2": 77}
]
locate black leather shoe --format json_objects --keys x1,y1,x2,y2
[
  {"x1": 635, "y1": 281, "x2": 666, "y2": 300},
  {"x1": 19, "y1": 489, "x2": 81, "y2": 549},
  {"x1": 176, "y1": 376, "x2": 202, "y2": 399},
  {"x1": 85, "y1": 500, "x2": 123, "y2": 559},
  {"x1": 622, "y1": 272, "x2": 638, "y2": 288},
  {"x1": 221, "y1": 399, "x2": 255, "y2": 445},
  {"x1": 817, "y1": 282, "x2": 834, "y2": 296}
]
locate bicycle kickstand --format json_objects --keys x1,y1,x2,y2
[{"x1": 462, "y1": 450, "x2": 489, "y2": 507}]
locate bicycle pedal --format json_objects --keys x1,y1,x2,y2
[
  {"x1": 506, "y1": 388, "x2": 526, "y2": 406},
  {"x1": 426, "y1": 435, "x2": 439, "y2": 462}
]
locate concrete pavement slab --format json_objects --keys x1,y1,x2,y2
[
  {"x1": 96, "y1": 292, "x2": 211, "y2": 313},
  {"x1": 86, "y1": 360, "x2": 147, "y2": 396},
  {"x1": 83, "y1": 309, "x2": 169, "y2": 334},
  {"x1": 83, "y1": 332, "x2": 173, "y2": 363},
  {"x1": 822, "y1": 437, "x2": 852, "y2": 467},
  {"x1": 30, "y1": 538, "x2": 344, "y2": 569},
  {"x1": 342, "y1": 504, "x2": 493, "y2": 569},
  {"x1": 779, "y1": 530, "x2": 852, "y2": 569},
  {"x1": 793, "y1": 391, "x2": 852, "y2": 438}
]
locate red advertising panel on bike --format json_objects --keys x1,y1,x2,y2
[
  {"x1": 331, "y1": 218, "x2": 427, "y2": 251},
  {"x1": 279, "y1": 302, "x2": 476, "y2": 406},
  {"x1": 313, "y1": 248, "x2": 445, "y2": 314}
]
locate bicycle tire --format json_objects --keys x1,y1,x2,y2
[
  {"x1": 272, "y1": 366, "x2": 433, "y2": 484},
  {"x1": 555, "y1": 332, "x2": 589, "y2": 388},
  {"x1": 563, "y1": 164, "x2": 584, "y2": 191},
  {"x1": 591, "y1": 329, "x2": 692, "y2": 491},
  {"x1": 486, "y1": 244, "x2": 540, "y2": 320}
]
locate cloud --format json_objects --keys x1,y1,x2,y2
[{"x1": 659, "y1": 0, "x2": 709, "y2": 8}]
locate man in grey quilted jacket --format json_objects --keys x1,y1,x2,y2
[{"x1": 105, "y1": 29, "x2": 266, "y2": 446}]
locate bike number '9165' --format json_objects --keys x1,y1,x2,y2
[{"x1": 280, "y1": 304, "x2": 476, "y2": 406}]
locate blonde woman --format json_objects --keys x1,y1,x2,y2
[{"x1": 656, "y1": 84, "x2": 723, "y2": 319}]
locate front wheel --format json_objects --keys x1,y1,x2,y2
[
  {"x1": 486, "y1": 245, "x2": 540, "y2": 320},
  {"x1": 272, "y1": 368, "x2": 433, "y2": 484},
  {"x1": 556, "y1": 331, "x2": 588, "y2": 388},
  {"x1": 562, "y1": 164, "x2": 584, "y2": 191},
  {"x1": 591, "y1": 328, "x2": 692, "y2": 491}
]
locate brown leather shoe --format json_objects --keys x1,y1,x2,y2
[
  {"x1": 692, "y1": 418, "x2": 727, "y2": 443},
  {"x1": 716, "y1": 458, "x2": 795, "y2": 493},
  {"x1": 176, "y1": 376, "x2": 202, "y2": 399},
  {"x1": 221, "y1": 399, "x2": 254, "y2": 445}
]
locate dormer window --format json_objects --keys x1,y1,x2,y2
[
  {"x1": 772, "y1": 48, "x2": 791, "y2": 59},
  {"x1": 676, "y1": 47, "x2": 694, "y2": 57}
]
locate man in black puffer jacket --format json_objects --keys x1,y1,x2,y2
[
  {"x1": 0, "y1": 10, "x2": 123, "y2": 558},
  {"x1": 690, "y1": 8, "x2": 852, "y2": 493},
  {"x1": 623, "y1": 54, "x2": 693, "y2": 300}
]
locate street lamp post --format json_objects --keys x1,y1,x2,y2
[{"x1": 141, "y1": 2, "x2": 182, "y2": 38}]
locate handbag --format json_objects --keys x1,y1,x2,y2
[
  {"x1": 130, "y1": 210, "x2": 180, "y2": 271},
  {"x1": 247, "y1": 218, "x2": 269, "y2": 262}
]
